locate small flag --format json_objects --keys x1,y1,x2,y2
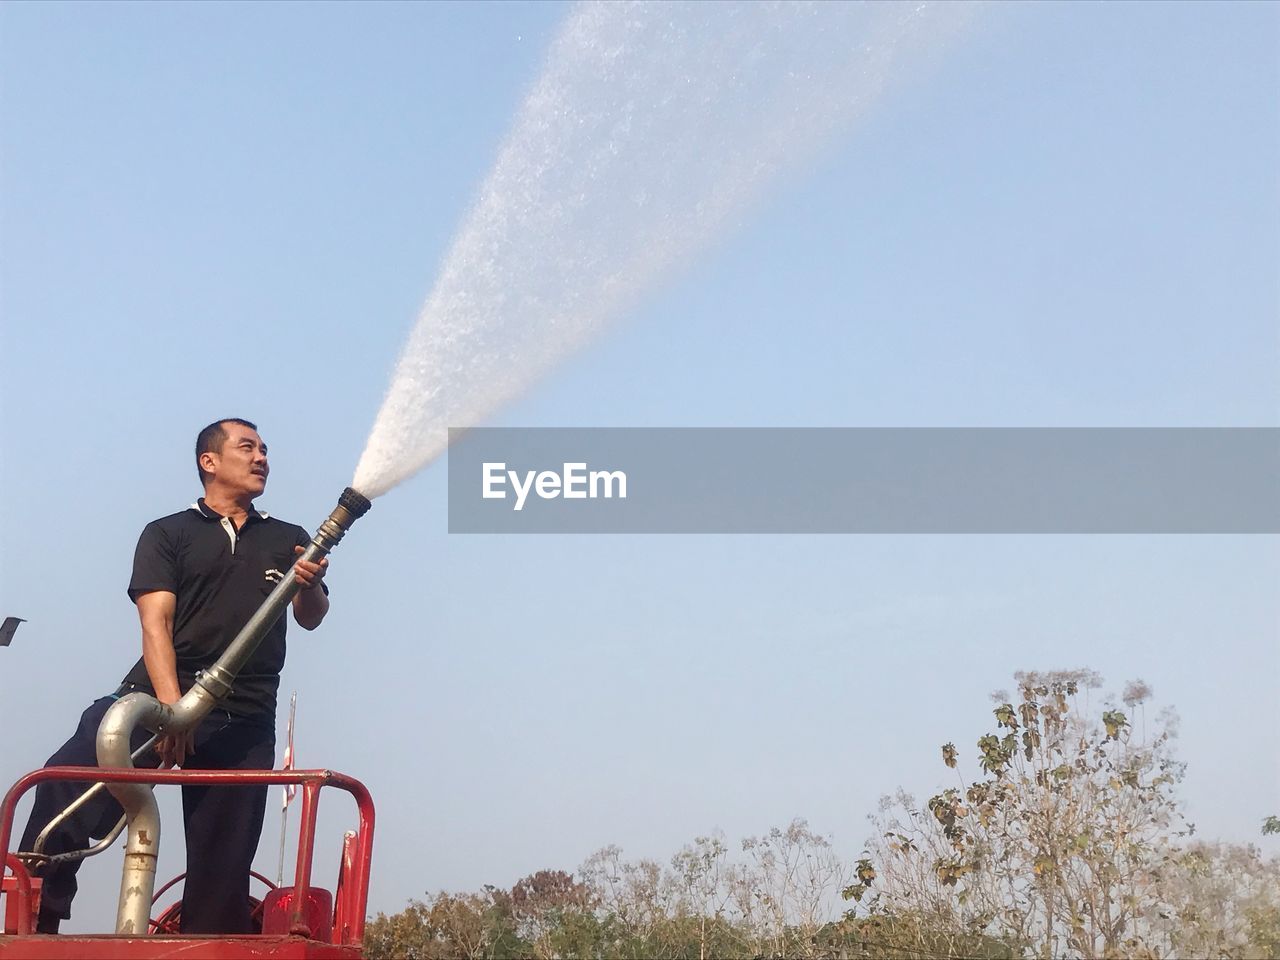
[{"x1": 281, "y1": 692, "x2": 297, "y2": 810}]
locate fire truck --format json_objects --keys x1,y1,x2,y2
[{"x1": 1, "y1": 490, "x2": 374, "y2": 959}]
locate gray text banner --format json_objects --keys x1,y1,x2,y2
[{"x1": 446, "y1": 428, "x2": 1279, "y2": 534}]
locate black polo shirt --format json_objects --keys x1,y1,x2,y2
[{"x1": 122, "y1": 499, "x2": 324, "y2": 721}]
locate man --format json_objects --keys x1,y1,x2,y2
[{"x1": 19, "y1": 418, "x2": 330, "y2": 935}]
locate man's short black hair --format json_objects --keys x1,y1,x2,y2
[{"x1": 196, "y1": 418, "x2": 259, "y2": 485}]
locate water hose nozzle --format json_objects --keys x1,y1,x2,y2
[{"x1": 335, "y1": 486, "x2": 373, "y2": 525}]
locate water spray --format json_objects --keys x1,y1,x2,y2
[
  {"x1": 352, "y1": 1, "x2": 978, "y2": 499},
  {"x1": 95, "y1": 487, "x2": 371, "y2": 935}
]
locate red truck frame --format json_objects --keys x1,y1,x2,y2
[{"x1": 0, "y1": 766, "x2": 375, "y2": 959}]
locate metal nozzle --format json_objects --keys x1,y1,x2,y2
[
  {"x1": 340, "y1": 487, "x2": 372, "y2": 519},
  {"x1": 325, "y1": 487, "x2": 372, "y2": 532}
]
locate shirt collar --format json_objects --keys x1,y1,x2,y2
[{"x1": 188, "y1": 499, "x2": 270, "y2": 521}]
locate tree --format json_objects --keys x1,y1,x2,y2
[
  {"x1": 364, "y1": 886, "x2": 526, "y2": 959},
  {"x1": 577, "y1": 845, "x2": 672, "y2": 957},
  {"x1": 366, "y1": 669, "x2": 1280, "y2": 958},
  {"x1": 363, "y1": 892, "x2": 498, "y2": 959},
  {"x1": 734, "y1": 820, "x2": 851, "y2": 957},
  {"x1": 841, "y1": 670, "x2": 1280, "y2": 960},
  {"x1": 509, "y1": 869, "x2": 599, "y2": 959}
]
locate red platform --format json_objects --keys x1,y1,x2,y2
[{"x1": 0, "y1": 934, "x2": 361, "y2": 958}]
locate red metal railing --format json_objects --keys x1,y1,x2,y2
[
  {"x1": 332, "y1": 831, "x2": 359, "y2": 944},
  {"x1": 3, "y1": 855, "x2": 34, "y2": 936},
  {"x1": 0, "y1": 767, "x2": 374, "y2": 945}
]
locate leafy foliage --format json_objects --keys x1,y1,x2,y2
[
  {"x1": 365, "y1": 670, "x2": 1280, "y2": 959},
  {"x1": 846, "y1": 670, "x2": 1280, "y2": 959}
]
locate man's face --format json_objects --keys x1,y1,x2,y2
[{"x1": 204, "y1": 423, "x2": 269, "y2": 497}]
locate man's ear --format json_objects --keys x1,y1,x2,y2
[{"x1": 199, "y1": 450, "x2": 219, "y2": 478}]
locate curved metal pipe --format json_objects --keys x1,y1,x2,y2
[
  {"x1": 95, "y1": 487, "x2": 371, "y2": 935},
  {"x1": 28, "y1": 815, "x2": 127, "y2": 868},
  {"x1": 97, "y1": 694, "x2": 169, "y2": 934},
  {"x1": 30, "y1": 735, "x2": 156, "y2": 859}
]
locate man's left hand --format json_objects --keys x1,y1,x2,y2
[{"x1": 293, "y1": 546, "x2": 328, "y2": 590}]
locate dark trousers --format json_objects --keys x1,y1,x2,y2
[{"x1": 19, "y1": 694, "x2": 275, "y2": 935}]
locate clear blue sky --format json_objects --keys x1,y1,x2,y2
[{"x1": 1, "y1": 0, "x2": 1276, "y2": 932}]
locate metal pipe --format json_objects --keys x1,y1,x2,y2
[
  {"x1": 335, "y1": 829, "x2": 359, "y2": 944},
  {"x1": 94, "y1": 487, "x2": 371, "y2": 935},
  {"x1": 28, "y1": 735, "x2": 157, "y2": 861},
  {"x1": 97, "y1": 694, "x2": 169, "y2": 933},
  {"x1": 289, "y1": 782, "x2": 322, "y2": 937},
  {"x1": 29, "y1": 816, "x2": 127, "y2": 868},
  {"x1": 5, "y1": 854, "x2": 35, "y2": 935}
]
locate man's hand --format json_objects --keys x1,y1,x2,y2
[
  {"x1": 292, "y1": 546, "x2": 328, "y2": 590},
  {"x1": 155, "y1": 691, "x2": 197, "y2": 768},
  {"x1": 156, "y1": 728, "x2": 197, "y2": 768}
]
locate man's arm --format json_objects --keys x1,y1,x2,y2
[
  {"x1": 136, "y1": 590, "x2": 195, "y2": 765},
  {"x1": 290, "y1": 546, "x2": 329, "y2": 631}
]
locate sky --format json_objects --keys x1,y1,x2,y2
[{"x1": 1, "y1": 0, "x2": 1277, "y2": 933}]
